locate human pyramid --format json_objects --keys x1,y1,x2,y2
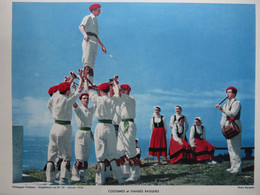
[{"x1": 45, "y1": 4, "x2": 141, "y2": 185}]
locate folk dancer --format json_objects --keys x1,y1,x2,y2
[
  {"x1": 189, "y1": 117, "x2": 216, "y2": 163},
  {"x1": 84, "y1": 76, "x2": 125, "y2": 185},
  {"x1": 79, "y1": 3, "x2": 106, "y2": 84},
  {"x1": 169, "y1": 116, "x2": 193, "y2": 164},
  {"x1": 216, "y1": 86, "x2": 242, "y2": 174},
  {"x1": 117, "y1": 84, "x2": 141, "y2": 182},
  {"x1": 46, "y1": 70, "x2": 84, "y2": 185},
  {"x1": 71, "y1": 93, "x2": 96, "y2": 183},
  {"x1": 148, "y1": 106, "x2": 169, "y2": 165}
]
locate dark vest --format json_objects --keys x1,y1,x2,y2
[
  {"x1": 175, "y1": 124, "x2": 184, "y2": 138},
  {"x1": 194, "y1": 125, "x2": 204, "y2": 139},
  {"x1": 153, "y1": 116, "x2": 164, "y2": 128}
]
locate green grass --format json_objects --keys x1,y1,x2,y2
[{"x1": 23, "y1": 159, "x2": 254, "y2": 185}]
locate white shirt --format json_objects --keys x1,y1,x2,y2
[
  {"x1": 80, "y1": 13, "x2": 99, "y2": 37},
  {"x1": 113, "y1": 103, "x2": 121, "y2": 125},
  {"x1": 169, "y1": 114, "x2": 189, "y2": 132},
  {"x1": 48, "y1": 90, "x2": 80, "y2": 121},
  {"x1": 89, "y1": 92, "x2": 118, "y2": 120},
  {"x1": 74, "y1": 105, "x2": 96, "y2": 128},
  {"x1": 118, "y1": 94, "x2": 136, "y2": 120},
  {"x1": 150, "y1": 114, "x2": 167, "y2": 133},
  {"x1": 221, "y1": 98, "x2": 241, "y2": 127},
  {"x1": 189, "y1": 125, "x2": 206, "y2": 147}
]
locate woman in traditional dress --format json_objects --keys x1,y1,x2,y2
[
  {"x1": 169, "y1": 116, "x2": 193, "y2": 164},
  {"x1": 148, "y1": 106, "x2": 169, "y2": 165},
  {"x1": 189, "y1": 117, "x2": 216, "y2": 163}
]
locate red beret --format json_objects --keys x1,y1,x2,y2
[
  {"x1": 98, "y1": 82, "x2": 110, "y2": 90},
  {"x1": 48, "y1": 85, "x2": 58, "y2": 96},
  {"x1": 79, "y1": 93, "x2": 89, "y2": 100},
  {"x1": 58, "y1": 82, "x2": 70, "y2": 93},
  {"x1": 89, "y1": 4, "x2": 101, "y2": 11},
  {"x1": 226, "y1": 86, "x2": 237, "y2": 94},
  {"x1": 120, "y1": 84, "x2": 131, "y2": 92}
]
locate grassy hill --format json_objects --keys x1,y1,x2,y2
[{"x1": 23, "y1": 157, "x2": 254, "y2": 186}]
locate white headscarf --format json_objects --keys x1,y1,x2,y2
[{"x1": 195, "y1": 117, "x2": 202, "y2": 124}]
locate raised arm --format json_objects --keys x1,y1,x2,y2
[{"x1": 77, "y1": 69, "x2": 84, "y2": 93}]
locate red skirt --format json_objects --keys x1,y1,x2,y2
[
  {"x1": 148, "y1": 127, "x2": 167, "y2": 156},
  {"x1": 169, "y1": 136, "x2": 193, "y2": 164},
  {"x1": 193, "y1": 139, "x2": 215, "y2": 161}
]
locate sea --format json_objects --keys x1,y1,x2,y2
[{"x1": 22, "y1": 135, "x2": 255, "y2": 170}]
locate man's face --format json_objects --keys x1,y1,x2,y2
[
  {"x1": 227, "y1": 89, "x2": 235, "y2": 100},
  {"x1": 80, "y1": 95, "x2": 89, "y2": 107},
  {"x1": 121, "y1": 88, "x2": 129, "y2": 95},
  {"x1": 92, "y1": 7, "x2": 101, "y2": 17},
  {"x1": 175, "y1": 106, "x2": 181, "y2": 114}
]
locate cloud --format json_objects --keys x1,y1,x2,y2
[
  {"x1": 12, "y1": 96, "x2": 52, "y2": 129},
  {"x1": 134, "y1": 83, "x2": 255, "y2": 111}
]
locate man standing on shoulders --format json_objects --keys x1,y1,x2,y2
[
  {"x1": 216, "y1": 86, "x2": 242, "y2": 174},
  {"x1": 79, "y1": 3, "x2": 106, "y2": 84}
]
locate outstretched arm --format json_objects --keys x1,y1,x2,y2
[{"x1": 97, "y1": 36, "x2": 106, "y2": 53}]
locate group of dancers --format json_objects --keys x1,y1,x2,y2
[
  {"x1": 148, "y1": 105, "x2": 216, "y2": 165},
  {"x1": 45, "y1": 4, "x2": 141, "y2": 185},
  {"x1": 46, "y1": 70, "x2": 141, "y2": 185},
  {"x1": 44, "y1": 3, "x2": 243, "y2": 186}
]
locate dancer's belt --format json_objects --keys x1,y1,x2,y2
[
  {"x1": 114, "y1": 125, "x2": 119, "y2": 130},
  {"x1": 227, "y1": 117, "x2": 240, "y2": 122},
  {"x1": 79, "y1": 127, "x2": 91, "y2": 131},
  {"x1": 122, "y1": 118, "x2": 134, "y2": 122},
  {"x1": 55, "y1": 120, "x2": 71, "y2": 125},
  {"x1": 86, "y1": 32, "x2": 98, "y2": 38},
  {"x1": 98, "y1": 119, "x2": 113, "y2": 124}
]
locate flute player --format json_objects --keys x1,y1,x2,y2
[{"x1": 216, "y1": 86, "x2": 242, "y2": 174}]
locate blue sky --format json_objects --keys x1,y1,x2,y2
[{"x1": 12, "y1": 2, "x2": 255, "y2": 144}]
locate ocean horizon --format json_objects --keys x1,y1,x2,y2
[{"x1": 22, "y1": 135, "x2": 255, "y2": 170}]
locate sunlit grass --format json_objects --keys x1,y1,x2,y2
[{"x1": 23, "y1": 159, "x2": 254, "y2": 185}]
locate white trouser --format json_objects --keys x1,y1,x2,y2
[
  {"x1": 46, "y1": 162, "x2": 55, "y2": 183},
  {"x1": 82, "y1": 39, "x2": 97, "y2": 84},
  {"x1": 121, "y1": 164, "x2": 130, "y2": 179},
  {"x1": 225, "y1": 120, "x2": 242, "y2": 172},
  {"x1": 94, "y1": 123, "x2": 123, "y2": 184},
  {"x1": 60, "y1": 160, "x2": 70, "y2": 180},
  {"x1": 46, "y1": 123, "x2": 72, "y2": 183},
  {"x1": 74, "y1": 130, "x2": 92, "y2": 161},
  {"x1": 47, "y1": 123, "x2": 72, "y2": 162},
  {"x1": 71, "y1": 166, "x2": 88, "y2": 182},
  {"x1": 128, "y1": 165, "x2": 141, "y2": 180},
  {"x1": 117, "y1": 121, "x2": 137, "y2": 158},
  {"x1": 227, "y1": 133, "x2": 242, "y2": 172},
  {"x1": 71, "y1": 130, "x2": 92, "y2": 181}
]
